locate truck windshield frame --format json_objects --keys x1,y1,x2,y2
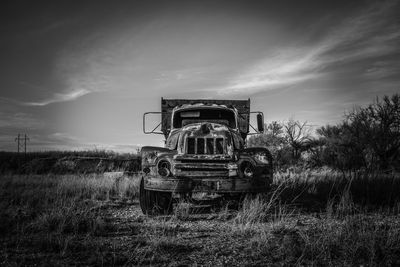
[{"x1": 172, "y1": 107, "x2": 237, "y2": 129}]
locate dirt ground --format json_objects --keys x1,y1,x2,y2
[
  {"x1": 0, "y1": 198, "x2": 311, "y2": 266},
  {"x1": 2, "y1": 196, "x2": 400, "y2": 266}
]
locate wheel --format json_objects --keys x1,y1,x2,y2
[{"x1": 139, "y1": 177, "x2": 173, "y2": 215}]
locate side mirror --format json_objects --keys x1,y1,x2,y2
[
  {"x1": 257, "y1": 113, "x2": 264, "y2": 133},
  {"x1": 143, "y1": 112, "x2": 164, "y2": 135},
  {"x1": 248, "y1": 111, "x2": 265, "y2": 135}
]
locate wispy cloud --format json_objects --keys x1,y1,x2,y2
[
  {"x1": 23, "y1": 88, "x2": 91, "y2": 106},
  {"x1": 219, "y1": 48, "x2": 322, "y2": 94},
  {"x1": 363, "y1": 60, "x2": 400, "y2": 79},
  {"x1": 219, "y1": 0, "x2": 400, "y2": 95},
  {"x1": 2, "y1": 82, "x2": 92, "y2": 107}
]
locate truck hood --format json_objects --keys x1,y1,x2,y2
[{"x1": 167, "y1": 122, "x2": 245, "y2": 155}]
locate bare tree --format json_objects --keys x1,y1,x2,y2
[{"x1": 283, "y1": 118, "x2": 312, "y2": 162}]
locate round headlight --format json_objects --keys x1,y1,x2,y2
[
  {"x1": 157, "y1": 160, "x2": 171, "y2": 177},
  {"x1": 240, "y1": 161, "x2": 254, "y2": 178}
]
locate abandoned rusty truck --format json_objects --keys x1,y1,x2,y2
[{"x1": 140, "y1": 98, "x2": 273, "y2": 215}]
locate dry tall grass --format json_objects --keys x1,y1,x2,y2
[
  {"x1": 0, "y1": 173, "x2": 140, "y2": 261},
  {"x1": 274, "y1": 168, "x2": 400, "y2": 207},
  {"x1": 230, "y1": 169, "x2": 400, "y2": 265},
  {"x1": 2, "y1": 169, "x2": 400, "y2": 265}
]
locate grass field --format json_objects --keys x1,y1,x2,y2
[{"x1": 1, "y1": 171, "x2": 400, "y2": 266}]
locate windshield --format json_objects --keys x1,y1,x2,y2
[{"x1": 173, "y1": 108, "x2": 236, "y2": 128}]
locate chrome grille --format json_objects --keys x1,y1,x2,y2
[{"x1": 186, "y1": 137, "x2": 225, "y2": 155}]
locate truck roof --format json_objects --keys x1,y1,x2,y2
[{"x1": 173, "y1": 103, "x2": 236, "y2": 112}]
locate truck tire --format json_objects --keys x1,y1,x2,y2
[{"x1": 139, "y1": 177, "x2": 173, "y2": 215}]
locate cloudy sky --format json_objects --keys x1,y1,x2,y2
[{"x1": 0, "y1": 0, "x2": 399, "y2": 152}]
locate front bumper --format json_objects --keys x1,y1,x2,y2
[{"x1": 143, "y1": 175, "x2": 272, "y2": 193}]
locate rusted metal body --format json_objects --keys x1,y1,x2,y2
[{"x1": 141, "y1": 98, "x2": 273, "y2": 196}]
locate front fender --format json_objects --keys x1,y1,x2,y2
[
  {"x1": 240, "y1": 147, "x2": 273, "y2": 165},
  {"x1": 141, "y1": 146, "x2": 176, "y2": 166},
  {"x1": 237, "y1": 146, "x2": 273, "y2": 178},
  {"x1": 141, "y1": 146, "x2": 177, "y2": 176}
]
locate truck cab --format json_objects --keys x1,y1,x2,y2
[{"x1": 140, "y1": 98, "x2": 273, "y2": 215}]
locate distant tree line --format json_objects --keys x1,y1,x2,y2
[
  {"x1": 248, "y1": 94, "x2": 400, "y2": 172},
  {"x1": 0, "y1": 150, "x2": 141, "y2": 174}
]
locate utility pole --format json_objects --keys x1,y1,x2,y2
[
  {"x1": 15, "y1": 133, "x2": 29, "y2": 155},
  {"x1": 15, "y1": 133, "x2": 20, "y2": 153},
  {"x1": 24, "y1": 134, "x2": 29, "y2": 156}
]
